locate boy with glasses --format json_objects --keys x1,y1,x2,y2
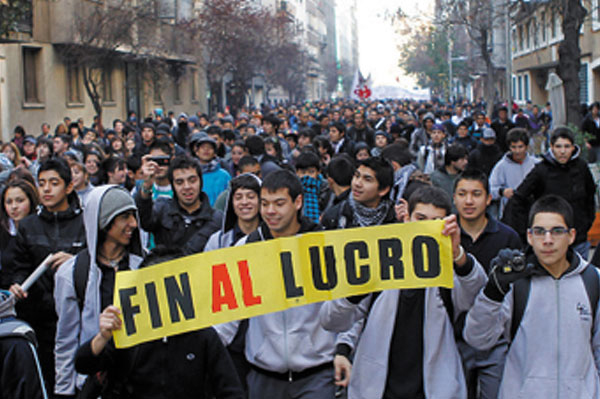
[{"x1": 464, "y1": 195, "x2": 600, "y2": 399}]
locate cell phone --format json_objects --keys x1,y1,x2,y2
[{"x1": 149, "y1": 155, "x2": 170, "y2": 166}]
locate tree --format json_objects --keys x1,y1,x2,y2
[
  {"x1": 56, "y1": 0, "x2": 190, "y2": 128},
  {"x1": 556, "y1": 0, "x2": 587, "y2": 126},
  {"x1": 0, "y1": 0, "x2": 31, "y2": 40},
  {"x1": 398, "y1": 24, "x2": 449, "y2": 96}
]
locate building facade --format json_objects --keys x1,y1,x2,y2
[
  {"x1": 510, "y1": 0, "x2": 599, "y2": 107},
  {"x1": 0, "y1": 0, "x2": 207, "y2": 143}
]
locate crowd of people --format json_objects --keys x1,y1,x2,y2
[{"x1": 0, "y1": 97, "x2": 599, "y2": 399}]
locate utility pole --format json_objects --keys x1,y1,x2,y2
[
  {"x1": 505, "y1": 0, "x2": 512, "y2": 114},
  {"x1": 448, "y1": 28, "x2": 453, "y2": 103}
]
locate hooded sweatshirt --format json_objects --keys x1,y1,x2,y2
[
  {"x1": 507, "y1": 146, "x2": 596, "y2": 245},
  {"x1": 465, "y1": 251, "x2": 600, "y2": 399},
  {"x1": 54, "y1": 185, "x2": 144, "y2": 395},
  {"x1": 489, "y1": 152, "x2": 538, "y2": 218}
]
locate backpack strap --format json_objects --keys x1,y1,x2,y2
[
  {"x1": 510, "y1": 277, "x2": 531, "y2": 341},
  {"x1": 439, "y1": 288, "x2": 454, "y2": 322},
  {"x1": 581, "y1": 265, "x2": 599, "y2": 320},
  {"x1": 73, "y1": 250, "x2": 91, "y2": 313}
]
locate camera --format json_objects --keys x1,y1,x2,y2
[
  {"x1": 502, "y1": 252, "x2": 527, "y2": 273},
  {"x1": 149, "y1": 155, "x2": 170, "y2": 166}
]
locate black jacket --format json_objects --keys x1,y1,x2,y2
[
  {"x1": 582, "y1": 113, "x2": 600, "y2": 147},
  {"x1": 506, "y1": 147, "x2": 596, "y2": 244},
  {"x1": 347, "y1": 125, "x2": 375, "y2": 148},
  {"x1": 468, "y1": 142, "x2": 503, "y2": 176},
  {"x1": 6, "y1": 197, "x2": 86, "y2": 324},
  {"x1": 490, "y1": 119, "x2": 515, "y2": 153},
  {"x1": 246, "y1": 218, "x2": 321, "y2": 244},
  {"x1": 135, "y1": 191, "x2": 223, "y2": 253},
  {"x1": 75, "y1": 327, "x2": 244, "y2": 399},
  {"x1": 321, "y1": 198, "x2": 397, "y2": 230}
]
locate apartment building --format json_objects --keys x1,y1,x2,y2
[
  {"x1": 510, "y1": 0, "x2": 599, "y2": 107},
  {"x1": 0, "y1": 0, "x2": 207, "y2": 143}
]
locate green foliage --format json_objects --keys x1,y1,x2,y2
[
  {"x1": 568, "y1": 123, "x2": 594, "y2": 162},
  {"x1": 0, "y1": 0, "x2": 31, "y2": 39},
  {"x1": 398, "y1": 25, "x2": 449, "y2": 95}
]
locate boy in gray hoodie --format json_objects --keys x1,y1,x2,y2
[{"x1": 464, "y1": 195, "x2": 600, "y2": 399}]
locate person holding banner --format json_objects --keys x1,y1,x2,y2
[
  {"x1": 215, "y1": 169, "x2": 354, "y2": 399},
  {"x1": 319, "y1": 185, "x2": 487, "y2": 399},
  {"x1": 74, "y1": 247, "x2": 245, "y2": 399},
  {"x1": 204, "y1": 173, "x2": 262, "y2": 391},
  {"x1": 54, "y1": 185, "x2": 144, "y2": 398}
]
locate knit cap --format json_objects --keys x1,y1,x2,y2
[{"x1": 99, "y1": 187, "x2": 137, "y2": 229}]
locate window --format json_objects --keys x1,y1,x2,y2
[
  {"x1": 174, "y1": 79, "x2": 181, "y2": 103},
  {"x1": 512, "y1": 76, "x2": 516, "y2": 98},
  {"x1": 541, "y1": 11, "x2": 546, "y2": 42},
  {"x1": 153, "y1": 80, "x2": 162, "y2": 104},
  {"x1": 518, "y1": 75, "x2": 523, "y2": 100},
  {"x1": 102, "y1": 67, "x2": 114, "y2": 102},
  {"x1": 525, "y1": 22, "x2": 530, "y2": 49},
  {"x1": 580, "y1": 63, "x2": 589, "y2": 104},
  {"x1": 518, "y1": 25, "x2": 524, "y2": 51},
  {"x1": 22, "y1": 47, "x2": 40, "y2": 103},
  {"x1": 524, "y1": 74, "x2": 530, "y2": 101},
  {"x1": 191, "y1": 69, "x2": 198, "y2": 102},
  {"x1": 551, "y1": 9, "x2": 557, "y2": 38},
  {"x1": 66, "y1": 63, "x2": 81, "y2": 104}
]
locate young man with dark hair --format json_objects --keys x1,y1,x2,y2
[
  {"x1": 431, "y1": 144, "x2": 468, "y2": 197},
  {"x1": 54, "y1": 186, "x2": 143, "y2": 397},
  {"x1": 320, "y1": 185, "x2": 487, "y2": 398},
  {"x1": 136, "y1": 138, "x2": 175, "y2": 201},
  {"x1": 329, "y1": 121, "x2": 354, "y2": 156},
  {"x1": 452, "y1": 121, "x2": 478, "y2": 152},
  {"x1": 491, "y1": 106, "x2": 515, "y2": 153},
  {"x1": 322, "y1": 154, "x2": 355, "y2": 212},
  {"x1": 321, "y1": 157, "x2": 396, "y2": 229},
  {"x1": 381, "y1": 143, "x2": 419, "y2": 203},
  {"x1": 465, "y1": 194, "x2": 600, "y2": 399},
  {"x1": 468, "y1": 128, "x2": 502, "y2": 177},
  {"x1": 104, "y1": 156, "x2": 128, "y2": 186},
  {"x1": 53, "y1": 134, "x2": 71, "y2": 157},
  {"x1": 348, "y1": 112, "x2": 375, "y2": 148},
  {"x1": 453, "y1": 168, "x2": 522, "y2": 399},
  {"x1": 136, "y1": 155, "x2": 222, "y2": 253},
  {"x1": 74, "y1": 247, "x2": 244, "y2": 399},
  {"x1": 215, "y1": 170, "x2": 352, "y2": 399},
  {"x1": 489, "y1": 128, "x2": 538, "y2": 219},
  {"x1": 507, "y1": 127, "x2": 596, "y2": 260},
  {"x1": 5, "y1": 157, "x2": 87, "y2": 396}
]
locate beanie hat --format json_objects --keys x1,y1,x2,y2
[{"x1": 99, "y1": 187, "x2": 137, "y2": 230}]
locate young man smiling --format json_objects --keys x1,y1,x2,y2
[
  {"x1": 215, "y1": 170, "x2": 353, "y2": 399},
  {"x1": 321, "y1": 157, "x2": 396, "y2": 229},
  {"x1": 54, "y1": 186, "x2": 144, "y2": 397},
  {"x1": 136, "y1": 155, "x2": 222, "y2": 253},
  {"x1": 6, "y1": 157, "x2": 86, "y2": 396},
  {"x1": 464, "y1": 195, "x2": 600, "y2": 399}
]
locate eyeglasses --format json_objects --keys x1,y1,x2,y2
[{"x1": 528, "y1": 226, "x2": 570, "y2": 237}]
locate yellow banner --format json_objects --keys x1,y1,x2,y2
[{"x1": 113, "y1": 220, "x2": 454, "y2": 348}]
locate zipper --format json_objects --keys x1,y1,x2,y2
[
  {"x1": 282, "y1": 310, "x2": 290, "y2": 381},
  {"x1": 556, "y1": 279, "x2": 560, "y2": 399}
]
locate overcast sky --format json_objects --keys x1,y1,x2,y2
[{"x1": 356, "y1": 0, "x2": 434, "y2": 89}]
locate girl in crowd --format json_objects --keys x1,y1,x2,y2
[{"x1": 0, "y1": 179, "x2": 39, "y2": 288}]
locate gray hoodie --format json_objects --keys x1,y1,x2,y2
[
  {"x1": 488, "y1": 152, "x2": 538, "y2": 218},
  {"x1": 464, "y1": 253, "x2": 600, "y2": 399},
  {"x1": 54, "y1": 185, "x2": 144, "y2": 395},
  {"x1": 319, "y1": 255, "x2": 487, "y2": 399}
]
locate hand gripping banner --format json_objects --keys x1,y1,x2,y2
[{"x1": 113, "y1": 220, "x2": 453, "y2": 348}]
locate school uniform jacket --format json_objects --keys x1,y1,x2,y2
[
  {"x1": 464, "y1": 252, "x2": 600, "y2": 399},
  {"x1": 319, "y1": 254, "x2": 487, "y2": 399}
]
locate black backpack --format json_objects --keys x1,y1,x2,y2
[
  {"x1": 73, "y1": 250, "x2": 91, "y2": 312},
  {"x1": 510, "y1": 265, "x2": 599, "y2": 341}
]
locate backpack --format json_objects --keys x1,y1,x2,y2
[
  {"x1": 510, "y1": 265, "x2": 600, "y2": 341},
  {"x1": 73, "y1": 250, "x2": 91, "y2": 312}
]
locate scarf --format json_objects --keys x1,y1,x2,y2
[
  {"x1": 348, "y1": 195, "x2": 392, "y2": 227},
  {"x1": 393, "y1": 164, "x2": 417, "y2": 202},
  {"x1": 200, "y1": 158, "x2": 220, "y2": 174}
]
